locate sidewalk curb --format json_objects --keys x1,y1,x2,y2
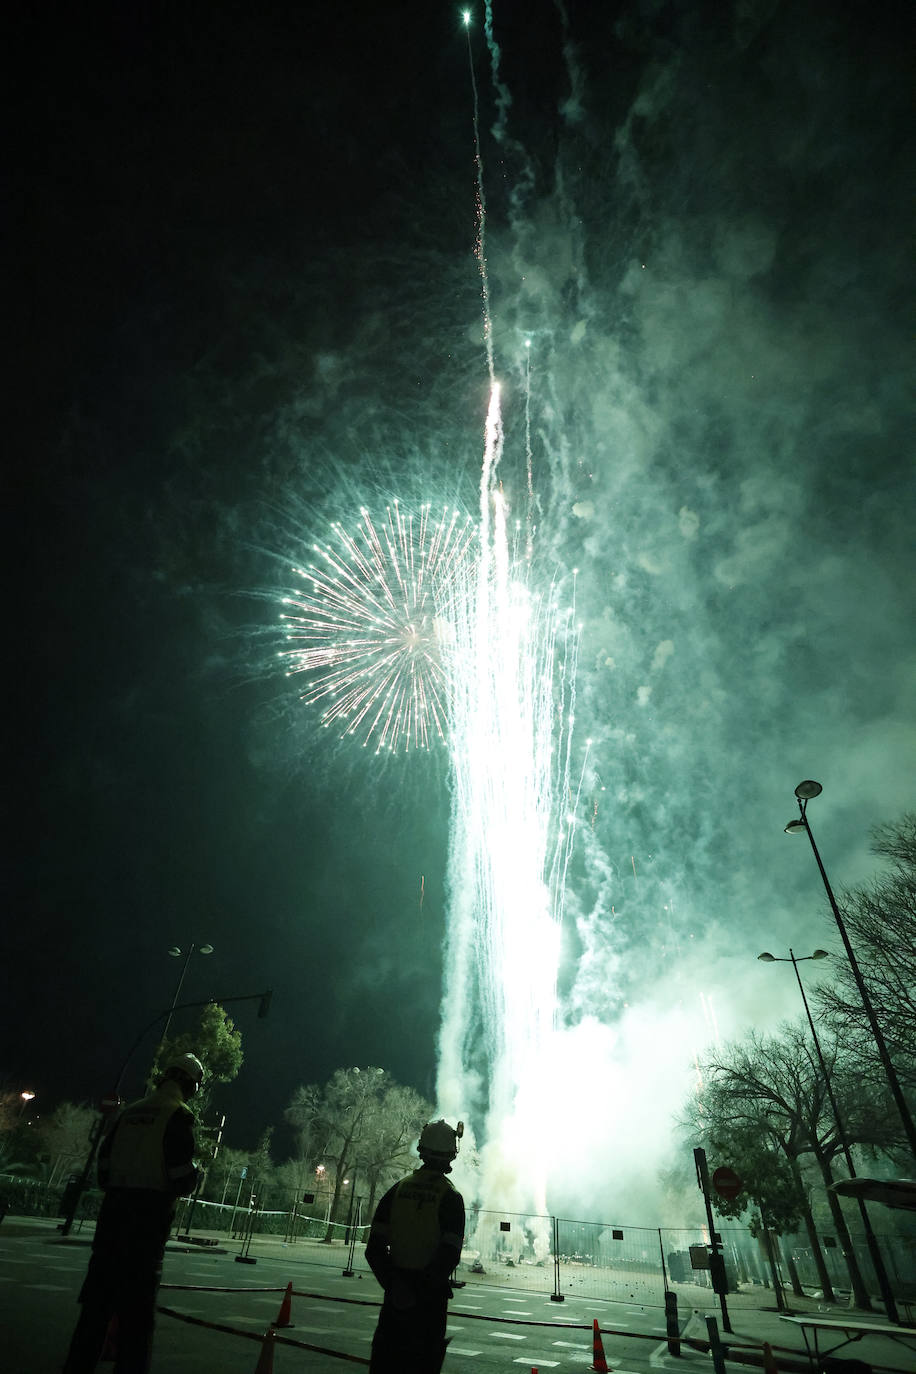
[{"x1": 682, "y1": 1311, "x2": 811, "y2": 1373}]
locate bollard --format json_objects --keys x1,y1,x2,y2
[
  {"x1": 664, "y1": 1289, "x2": 680, "y2": 1356},
  {"x1": 706, "y1": 1315, "x2": 727, "y2": 1374}
]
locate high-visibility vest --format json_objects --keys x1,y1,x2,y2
[
  {"x1": 104, "y1": 1081, "x2": 194, "y2": 1192},
  {"x1": 387, "y1": 1169, "x2": 460, "y2": 1271}
]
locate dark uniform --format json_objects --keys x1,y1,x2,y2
[
  {"x1": 365, "y1": 1164, "x2": 465, "y2": 1374},
  {"x1": 61, "y1": 1077, "x2": 198, "y2": 1374}
]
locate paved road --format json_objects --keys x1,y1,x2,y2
[{"x1": 0, "y1": 1220, "x2": 698, "y2": 1372}]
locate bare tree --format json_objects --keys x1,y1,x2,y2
[
  {"x1": 284, "y1": 1084, "x2": 326, "y2": 1178},
  {"x1": 39, "y1": 1102, "x2": 97, "y2": 1189},
  {"x1": 0, "y1": 1091, "x2": 21, "y2": 1136},
  {"x1": 285, "y1": 1067, "x2": 432, "y2": 1239},
  {"x1": 683, "y1": 1072, "x2": 835, "y2": 1301},
  {"x1": 354, "y1": 1082, "x2": 433, "y2": 1214},
  {"x1": 692, "y1": 1023, "x2": 900, "y2": 1308},
  {"x1": 816, "y1": 814, "x2": 916, "y2": 1098}
]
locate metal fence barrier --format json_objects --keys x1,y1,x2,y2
[{"x1": 2, "y1": 1173, "x2": 913, "y2": 1310}]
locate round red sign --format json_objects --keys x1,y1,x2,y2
[{"x1": 712, "y1": 1166, "x2": 742, "y2": 1200}]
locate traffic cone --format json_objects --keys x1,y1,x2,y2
[
  {"x1": 253, "y1": 1326, "x2": 276, "y2": 1373},
  {"x1": 762, "y1": 1341, "x2": 779, "y2": 1374},
  {"x1": 100, "y1": 1314, "x2": 118, "y2": 1362},
  {"x1": 591, "y1": 1317, "x2": 610, "y2": 1372},
  {"x1": 274, "y1": 1280, "x2": 294, "y2": 1327}
]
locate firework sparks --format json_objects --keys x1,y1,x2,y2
[
  {"x1": 437, "y1": 382, "x2": 581, "y2": 1220},
  {"x1": 279, "y1": 502, "x2": 476, "y2": 753}
]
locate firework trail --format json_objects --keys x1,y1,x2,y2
[
  {"x1": 463, "y1": 9, "x2": 494, "y2": 381},
  {"x1": 437, "y1": 13, "x2": 584, "y2": 1225},
  {"x1": 437, "y1": 381, "x2": 580, "y2": 1223}
]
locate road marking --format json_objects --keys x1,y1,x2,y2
[
  {"x1": 502, "y1": 1308, "x2": 533, "y2": 1315},
  {"x1": 27, "y1": 1283, "x2": 71, "y2": 1291},
  {"x1": 447, "y1": 1347, "x2": 483, "y2": 1356},
  {"x1": 552, "y1": 1339, "x2": 591, "y2": 1349},
  {"x1": 513, "y1": 1361, "x2": 560, "y2": 1368},
  {"x1": 490, "y1": 1331, "x2": 525, "y2": 1340},
  {"x1": 452, "y1": 1302, "x2": 483, "y2": 1309}
]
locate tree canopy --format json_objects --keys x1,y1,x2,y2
[
  {"x1": 150, "y1": 1002, "x2": 243, "y2": 1118},
  {"x1": 683, "y1": 1021, "x2": 903, "y2": 1307}
]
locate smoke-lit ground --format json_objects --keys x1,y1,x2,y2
[{"x1": 12, "y1": 1, "x2": 913, "y2": 1228}]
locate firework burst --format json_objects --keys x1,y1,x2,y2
[{"x1": 279, "y1": 501, "x2": 476, "y2": 753}]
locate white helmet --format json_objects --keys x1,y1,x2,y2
[
  {"x1": 163, "y1": 1053, "x2": 205, "y2": 1093},
  {"x1": 418, "y1": 1118, "x2": 464, "y2": 1163}
]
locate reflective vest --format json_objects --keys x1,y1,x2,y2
[
  {"x1": 387, "y1": 1168, "x2": 460, "y2": 1271},
  {"x1": 104, "y1": 1081, "x2": 193, "y2": 1192}
]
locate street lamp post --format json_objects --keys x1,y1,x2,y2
[
  {"x1": 758, "y1": 948, "x2": 899, "y2": 1322},
  {"x1": 18, "y1": 1091, "x2": 36, "y2": 1120},
  {"x1": 58, "y1": 985, "x2": 270, "y2": 1238},
  {"x1": 158, "y1": 943, "x2": 214, "y2": 1053},
  {"x1": 785, "y1": 781, "x2": 916, "y2": 1160}
]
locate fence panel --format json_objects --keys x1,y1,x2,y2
[
  {"x1": 3, "y1": 1174, "x2": 913, "y2": 1308},
  {"x1": 460, "y1": 1208, "x2": 555, "y2": 1295}
]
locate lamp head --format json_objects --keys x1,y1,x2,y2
[
  {"x1": 794, "y1": 780, "x2": 823, "y2": 800},
  {"x1": 811, "y1": 949, "x2": 830, "y2": 960},
  {"x1": 757, "y1": 952, "x2": 777, "y2": 962},
  {"x1": 784, "y1": 819, "x2": 807, "y2": 835}
]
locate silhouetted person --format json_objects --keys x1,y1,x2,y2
[
  {"x1": 365, "y1": 1118, "x2": 465, "y2": 1374},
  {"x1": 61, "y1": 1053, "x2": 203, "y2": 1374}
]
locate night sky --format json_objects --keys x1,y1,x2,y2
[{"x1": 8, "y1": 0, "x2": 914, "y2": 1219}]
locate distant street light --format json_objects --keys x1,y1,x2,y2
[
  {"x1": 757, "y1": 947, "x2": 899, "y2": 1322},
  {"x1": 785, "y1": 781, "x2": 916, "y2": 1160},
  {"x1": 18, "y1": 1090, "x2": 35, "y2": 1119},
  {"x1": 159, "y1": 943, "x2": 214, "y2": 1049}
]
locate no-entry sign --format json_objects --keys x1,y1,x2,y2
[{"x1": 712, "y1": 1166, "x2": 742, "y2": 1200}]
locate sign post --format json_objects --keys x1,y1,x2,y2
[{"x1": 694, "y1": 1148, "x2": 732, "y2": 1333}]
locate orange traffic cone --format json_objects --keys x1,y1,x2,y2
[
  {"x1": 762, "y1": 1341, "x2": 779, "y2": 1374},
  {"x1": 100, "y1": 1314, "x2": 118, "y2": 1362},
  {"x1": 591, "y1": 1317, "x2": 610, "y2": 1372},
  {"x1": 253, "y1": 1326, "x2": 276, "y2": 1373},
  {"x1": 274, "y1": 1280, "x2": 294, "y2": 1327}
]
